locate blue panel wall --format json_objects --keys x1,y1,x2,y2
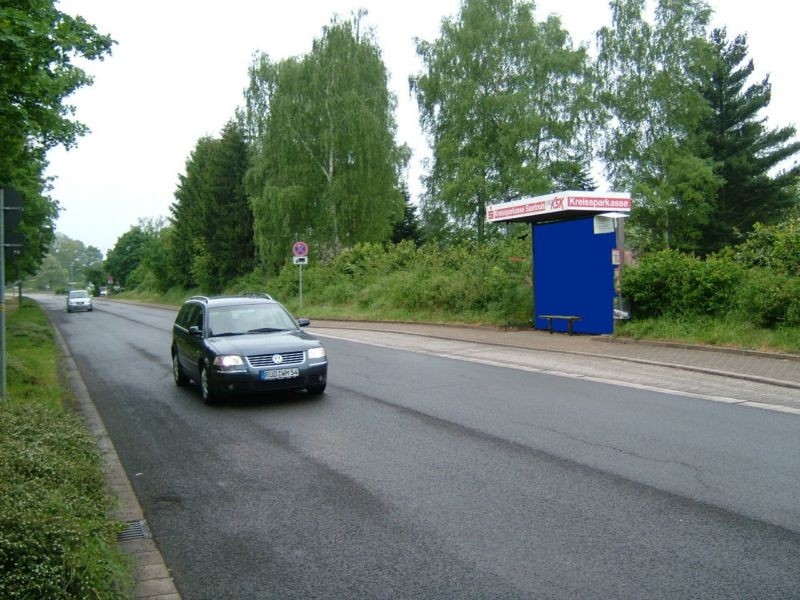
[{"x1": 533, "y1": 217, "x2": 617, "y2": 334}]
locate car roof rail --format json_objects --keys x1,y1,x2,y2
[
  {"x1": 240, "y1": 292, "x2": 273, "y2": 300},
  {"x1": 189, "y1": 295, "x2": 210, "y2": 303}
]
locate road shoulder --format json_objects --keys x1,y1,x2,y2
[{"x1": 51, "y1": 319, "x2": 182, "y2": 599}]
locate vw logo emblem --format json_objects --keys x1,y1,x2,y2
[{"x1": 273, "y1": 354, "x2": 284, "y2": 364}]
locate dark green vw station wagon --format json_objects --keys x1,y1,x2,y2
[{"x1": 171, "y1": 293, "x2": 327, "y2": 403}]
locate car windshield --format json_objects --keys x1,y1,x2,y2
[
  {"x1": 208, "y1": 304, "x2": 297, "y2": 337},
  {"x1": 69, "y1": 291, "x2": 89, "y2": 299}
]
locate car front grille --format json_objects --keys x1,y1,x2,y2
[{"x1": 246, "y1": 351, "x2": 304, "y2": 368}]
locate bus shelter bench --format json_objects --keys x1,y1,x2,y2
[{"x1": 538, "y1": 314, "x2": 582, "y2": 336}]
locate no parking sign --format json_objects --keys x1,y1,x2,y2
[{"x1": 292, "y1": 241, "x2": 308, "y2": 258}]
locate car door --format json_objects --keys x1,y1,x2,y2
[
  {"x1": 176, "y1": 303, "x2": 204, "y2": 380},
  {"x1": 184, "y1": 303, "x2": 206, "y2": 379}
]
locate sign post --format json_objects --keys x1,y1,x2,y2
[
  {"x1": 292, "y1": 241, "x2": 309, "y2": 310},
  {"x1": 1, "y1": 187, "x2": 5, "y2": 403},
  {"x1": 0, "y1": 187, "x2": 26, "y2": 403}
]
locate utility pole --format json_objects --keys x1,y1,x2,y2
[{"x1": 1, "y1": 187, "x2": 6, "y2": 402}]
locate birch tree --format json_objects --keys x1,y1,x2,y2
[
  {"x1": 245, "y1": 12, "x2": 408, "y2": 271},
  {"x1": 411, "y1": 0, "x2": 594, "y2": 243},
  {"x1": 597, "y1": 0, "x2": 720, "y2": 251}
]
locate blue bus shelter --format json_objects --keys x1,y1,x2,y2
[{"x1": 487, "y1": 191, "x2": 631, "y2": 335}]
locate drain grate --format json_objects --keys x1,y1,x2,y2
[{"x1": 117, "y1": 519, "x2": 151, "y2": 541}]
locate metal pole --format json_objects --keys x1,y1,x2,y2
[
  {"x1": 530, "y1": 222, "x2": 536, "y2": 330},
  {"x1": 1, "y1": 188, "x2": 6, "y2": 402},
  {"x1": 299, "y1": 264, "x2": 303, "y2": 311},
  {"x1": 615, "y1": 215, "x2": 628, "y2": 320}
]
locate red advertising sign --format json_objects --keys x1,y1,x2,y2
[{"x1": 486, "y1": 191, "x2": 631, "y2": 224}]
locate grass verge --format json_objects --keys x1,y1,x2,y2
[
  {"x1": 614, "y1": 315, "x2": 800, "y2": 354},
  {"x1": 0, "y1": 297, "x2": 134, "y2": 599}
]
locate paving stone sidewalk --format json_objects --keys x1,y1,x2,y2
[{"x1": 310, "y1": 319, "x2": 800, "y2": 390}]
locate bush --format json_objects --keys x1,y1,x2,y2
[
  {"x1": 684, "y1": 256, "x2": 745, "y2": 316},
  {"x1": 622, "y1": 247, "x2": 800, "y2": 329},
  {"x1": 261, "y1": 238, "x2": 532, "y2": 325},
  {"x1": 621, "y1": 250, "x2": 698, "y2": 318},
  {"x1": 622, "y1": 249, "x2": 745, "y2": 319},
  {"x1": 732, "y1": 217, "x2": 800, "y2": 276},
  {"x1": 0, "y1": 404, "x2": 133, "y2": 599},
  {"x1": 735, "y1": 270, "x2": 800, "y2": 328}
]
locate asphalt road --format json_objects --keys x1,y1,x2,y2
[{"x1": 38, "y1": 295, "x2": 800, "y2": 599}]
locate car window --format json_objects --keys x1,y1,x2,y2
[
  {"x1": 176, "y1": 303, "x2": 193, "y2": 328},
  {"x1": 69, "y1": 290, "x2": 89, "y2": 299},
  {"x1": 187, "y1": 304, "x2": 204, "y2": 330},
  {"x1": 208, "y1": 304, "x2": 296, "y2": 336},
  {"x1": 177, "y1": 303, "x2": 203, "y2": 331}
]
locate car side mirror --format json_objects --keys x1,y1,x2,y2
[
  {"x1": 297, "y1": 318, "x2": 310, "y2": 328},
  {"x1": 188, "y1": 325, "x2": 203, "y2": 337}
]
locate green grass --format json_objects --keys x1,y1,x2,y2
[
  {"x1": 112, "y1": 285, "x2": 199, "y2": 306},
  {"x1": 0, "y1": 297, "x2": 134, "y2": 599},
  {"x1": 280, "y1": 299, "x2": 504, "y2": 326},
  {"x1": 614, "y1": 315, "x2": 800, "y2": 354},
  {"x1": 6, "y1": 298, "x2": 62, "y2": 409}
]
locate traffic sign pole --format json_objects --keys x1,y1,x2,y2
[
  {"x1": 1, "y1": 188, "x2": 5, "y2": 402},
  {"x1": 292, "y1": 241, "x2": 309, "y2": 311},
  {"x1": 1, "y1": 187, "x2": 26, "y2": 402}
]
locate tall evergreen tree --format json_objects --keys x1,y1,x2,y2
[
  {"x1": 201, "y1": 121, "x2": 254, "y2": 291},
  {"x1": 170, "y1": 137, "x2": 215, "y2": 288},
  {"x1": 696, "y1": 28, "x2": 800, "y2": 254},
  {"x1": 391, "y1": 187, "x2": 424, "y2": 246},
  {"x1": 169, "y1": 121, "x2": 254, "y2": 292},
  {"x1": 548, "y1": 153, "x2": 597, "y2": 192}
]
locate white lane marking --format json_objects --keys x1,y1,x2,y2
[{"x1": 312, "y1": 330, "x2": 800, "y2": 417}]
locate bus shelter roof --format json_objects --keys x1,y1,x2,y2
[{"x1": 486, "y1": 191, "x2": 631, "y2": 224}]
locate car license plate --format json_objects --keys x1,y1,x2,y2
[{"x1": 260, "y1": 368, "x2": 299, "y2": 381}]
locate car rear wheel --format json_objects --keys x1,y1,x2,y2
[
  {"x1": 172, "y1": 352, "x2": 188, "y2": 386},
  {"x1": 200, "y1": 365, "x2": 216, "y2": 404}
]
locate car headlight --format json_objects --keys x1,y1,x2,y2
[
  {"x1": 307, "y1": 347, "x2": 326, "y2": 360},
  {"x1": 213, "y1": 355, "x2": 245, "y2": 371}
]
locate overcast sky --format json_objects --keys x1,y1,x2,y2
[{"x1": 46, "y1": 0, "x2": 798, "y2": 256}]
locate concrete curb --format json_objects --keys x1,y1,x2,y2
[
  {"x1": 308, "y1": 320, "x2": 800, "y2": 391},
  {"x1": 51, "y1": 322, "x2": 182, "y2": 599},
  {"x1": 308, "y1": 316, "x2": 800, "y2": 359},
  {"x1": 598, "y1": 335, "x2": 800, "y2": 362}
]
